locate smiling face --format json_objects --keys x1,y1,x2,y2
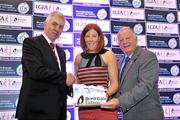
[
  {"x1": 117, "y1": 28, "x2": 137, "y2": 56},
  {"x1": 44, "y1": 13, "x2": 65, "y2": 42},
  {"x1": 84, "y1": 29, "x2": 99, "y2": 53}
]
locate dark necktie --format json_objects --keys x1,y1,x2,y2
[
  {"x1": 50, "y1": 43, "x2": 55, "y2": 50},
  {"x1": 120, "y1": 56, "x2": 130, "y2": 80},
  {"x1": 50, "y1": 43, "x2": 61, "y2": 71},
  {"x1": 50, "y1": 43, "x2": 57, "y2": 60}
]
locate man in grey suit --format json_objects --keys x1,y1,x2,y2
[{"x1": 101, "y1": 27, "x2": 164, "y2": 120}]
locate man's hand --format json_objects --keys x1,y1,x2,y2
[
  {"x1": 66, "y1": 73, "x2": 75, "y2": 86},
  {"x1": 101, "y1": 98, "x2": 120, "y2": 110}
]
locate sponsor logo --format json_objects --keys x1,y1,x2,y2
[
  {"x1": 163, "y1": 105, "x2": 180, "y2": 117},
  {"x1": 35, "y1": 4, "x2": 49, "y2": 11},
  {"x1": 77, "y1": 95, "x2": 84, "y2": 104},
  {"x1": 151, "y1": 49, "x2": 179, "y2": 60},
  {"x1": 146, "y1": 22, "x2": 178, "y2": 34},
  {"x1": 75, "y1": 21, "x2": 87, "y2": 27},
  {"x1": 132, "y1": 0, "x2": 142, "y2": 8},
  {"x1": 0, "y1": 78, "x2": 22, "y2": 90},
  {"x1": 145, "y1": 0, "x2": 175, "y2": 8},
  {"x1": 148, "y1": 24, "x2": 167, "y2": 31},
  {"x1": 133, "y1": 24, "x2": 143, "y2": 34},
  {"x1": 0, "y1": 79, "x2": 8, "y2": 87},
  {"x1": 158, "y1": 77, "x2": 180, "y2": 88},
  {"x1": 168, "y1": 38, "x2": 177, "y2": 49},
  {"x1": 111, "y1": 8, "x2": 144, "y2": 20},
  {"x1": 170, "y1": 65, "x2": 179, "y2": 76},
  {"x1": 0, "y1": 14, "x2": 32, "y2": 27},
  {"x1": 173, "y1": 93, "x2": 180, "y2": 104},
  {"x1": 17, "y1": 32, "x2": 29, "y2": 44},
  {"x1": 0, "y1": 112, "x2": 7, "y2": 120},
  {"x1": 55, "y1": 6, "x2": 67, "y2": 12},
  {"x1": 97, "y1": 9, "x2": 107, "y2": 20},
  {"x1": 0, "y1": 15, "x2": 9, "y2": 23},
  {"x1": 10, "y1": 113, "x2": 16, "y2": 120},
  {"x1": 11, "y1": 80, "x2": 21, "y2": 86},
  {"x1": 0, "y1": 45, "x2": 22, "y2": 57},
  {"x1": 18, "y1": 2, "x2": 30, "y2": 14},
  {"x1": 12, "y1": 17, "x2": 27, "y2": 24},
  {"x1": 34, "y1": 2, "x2": 72, "y2": 17},
  {"x1": 166, "y1": 13, "x2": 175, "y2": 23},
  {"x1": 0, "y1": 46, "x2": 8, "y2": 54},
  {"x1": 12, "y1": 48, "x2": 21, "y2": 55}
]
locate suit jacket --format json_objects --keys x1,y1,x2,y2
[
  {"x1": 16, "y1": 35, "x2": 69, "y2": 120},
  {"x1": 118, "y1": 46, "x2": 164, "y2": 120}
]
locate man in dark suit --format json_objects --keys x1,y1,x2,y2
[
  {"x1": 15, "y1": 11, "x2": 74, "y2": 120},
  {"x1": 101, "y1": 27, "x2": 164, "y2": 120}
]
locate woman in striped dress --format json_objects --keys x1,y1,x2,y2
[{"x1": 75, "y1": 23, "x2": 119, "y2": 120}]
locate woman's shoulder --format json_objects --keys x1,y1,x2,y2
[
  {"x1": 102, "y1": 49, "x2": 117, "y2": 64},
  {"x1": 103, "y1": 49, "x2": 115, "y2": 57},
  {"x1": 75, "y1": 53, "x2": 82, "y2": 65}
]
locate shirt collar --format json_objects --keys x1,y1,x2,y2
[
  {"x1": 42, "y1": 33, "x2": 54, "y2": 44},
  {"x1": 125, "y1": 53, "x2": 133, "y2": 59}
]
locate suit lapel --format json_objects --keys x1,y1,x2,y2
[
  {"x1": 56, "y1": 45, "x2": 66, "y2": 72},
  {"x1": 118, "y1": 58, "x2": 123, "y2": 82},
  {"x1": 39, "y1": 35, "x2": 59, "y2": 70},
  {"x1": 120, "y1": 46, "x2": 141, "y2": 85}
]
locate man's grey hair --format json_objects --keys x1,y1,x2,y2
[
  {"x1": 117, "y1": 26, "x2": 136, "y2": 38},
  {"x1": 45, "y1": 11, "x2": 65, "y2": 22}
]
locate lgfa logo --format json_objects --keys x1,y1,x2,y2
[{"x1": 0, "y1": 15, "x2": 9, "y2": 23}]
